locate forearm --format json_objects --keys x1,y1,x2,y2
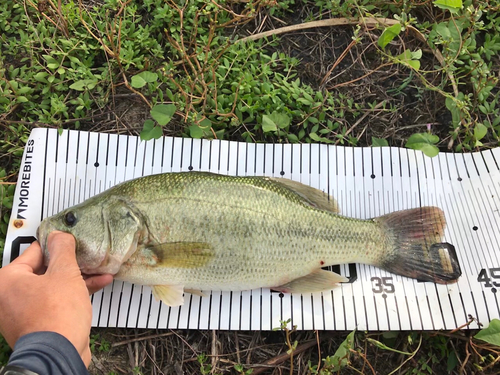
[{"x1": 6, "y1": 332, "x2": 88, "y2": 375}]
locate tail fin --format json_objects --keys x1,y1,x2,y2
[{"x1": 374, "y1": 207, "x2": 461, "y2": 284}]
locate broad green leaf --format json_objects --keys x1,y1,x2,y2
[
  {"x1": 378, "y1": 23, "x2": 402, "y2": 48},
  {"x1": 70, "y1": 79, "x2": 98, "y2": 91},
  {"x1": 303, "y1": 92, "x2": 314, "y2": 102},
  {"x1": 433, "y1": 0, "x2": 463, "y2": 13},
  {"x1": 262, "y1": 115, "x2": 277, "y2": 132},
  {"x1": 398, "y1": 50, "x2": 412, "y2": 61},
  {"x1": 406, "y1": 133, "x2": 440, "y2": 157},
  {"x1": 150, "y1": 104, "x2": 176, "y2": 126},
  {"x1": 436, "y1": 23, "x2": 451, "y2": 39},
  {"x1": 2, "y1": 197, "x2": 13, "y2": 209},
  {"x1": 271, "y1": 111, "x2": 291, "y2": 129},
  {"x1": 165, "y1": 88, "x2": 174, "y2": 101},
  {"x1": 474, "y1": 319, "x2": 500, "y2": 346},
  {"x1": 17, "y1": 87, "x2": 31, "y2": 95},
  {"x1": 407, "y1": 60, "x2": 421, "y2": 70},
  {"x1": 396, "y1": 49, "x2": 421, "y2": 71},
  {"x1": 215, "y1": 129, "x2": 225, "y2": 139},
  {"x1": 309, "y1": 132, "x2": 334, "y2": 144},
  {"x1": 309, "y1": 132, "x2": 320, "y2": 141},
  {"x1": 329, "y1": 330, "x2": 355, "y2": 371},
  {"x1": 140, "y1": 119, "x2": 162, "y2": 141},
  {"x1": 43, "y1": 55, "x2": 59, "y2": 70},
  {"x1": 372, "y1": 137, "x2": 389, "y2": 147},
  {"x1": 131, "y1": 71, "x2": 158, "y2": 88},
  {"x1": 189, "y1": 119, "x2": 212, "y2": 139},
  {"x1": 138, "y1": 71, "x2": 158, "y2": 83},
  {"x1": 34, "y1": 72, "x2": 49, "y2": 82},
  {"x1": 297, "y1": 98, "x2": 312, "y2": 106},
  {"x1": 447, "y1": 351, "x2": 459, "y2": 372},
  {"x1": 411, "y1": 49, "x2": 422, "y2": 59},
  {"x1": 189, "y1": 124, "x2": 204, "y2": 139},
  {"x1": 474, "y1": 123, "x2": 487, "y2": 141},
  {"x1": 413, "y1": 145, "x2": 440, "y2": 158},
  {"x1": 131, "y1": 75, "x2": 147, "y2": 88},
  {"x1": 199, "y1": 118, "x2": 212, "y2": 128}
]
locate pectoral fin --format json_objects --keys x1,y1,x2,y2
[
  {"x1": 152, "y1": 285, "x2": 185, "y2": 306},
  {"x1": 269, "y1": 178, "x2": 339, "y2": 213},
  {"x1": 148, "y1": 242, "x2": 214, "y2": 268},
  {"x1": 273, "y1": 270, "x2": 348, "y2": 294}
]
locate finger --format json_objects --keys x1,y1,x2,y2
[
  {"x1": 45, "y1": 231, "x2": 79, "y2": 274},
  {"x1": 85, "y1": 274, "x2": 114, "y2": 295},
  {"x1": 10, "y1": 241, "x2": 44, "y2": 274}
]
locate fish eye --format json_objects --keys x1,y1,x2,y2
[{"x1": 64, "y1": 211, "x2": 77, "y2": 227}]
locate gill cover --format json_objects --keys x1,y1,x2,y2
[{"x1": 97, "y1": 197, "x2": 145, "y2": 274}]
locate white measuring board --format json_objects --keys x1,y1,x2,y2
[{"x1": 4, "y1": 128, "x2": 500, "y2": 331}]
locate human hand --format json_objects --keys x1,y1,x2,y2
[{"x1": 0, "y1": 231, "x2": 113, "y2": 366}]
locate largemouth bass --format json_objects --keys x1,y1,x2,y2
[{"x1": 37, "y1": 172, "x2": 461, "y2": 306}]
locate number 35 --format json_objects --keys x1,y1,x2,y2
[{"x1": 371, "y1": 277, "x2": 395, "y2": 293}]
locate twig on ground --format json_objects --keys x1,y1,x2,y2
[
  {"x1": 250, "y1": 340, "x2": 317, "y2": 375},
  {"x1": 320, "y1": 38, "x2": 358, "y2": 87},
  {"x1": 211, "y1": 330, "x2": 219, "y2": 374},
  {"x1": 337, "y1": 100, "x2": 387, "y2": 144},
  {"x1": 237, "y1": 17, "x2": 459, "y2": 97},
  {"x1": 111, "y1": 332, "x2": 175, "y2": 348}
]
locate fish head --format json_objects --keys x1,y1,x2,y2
[{"x1": 37, "y1": 196, "x2": 145, "y2": 276}]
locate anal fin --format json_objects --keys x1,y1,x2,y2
[
  {"x1": 273, "y1": 270, "x2": 348, "y2": 294},
  {"x1": 151, "y1": 285, "x2": 185, "y2": 306},
  {"x1": 184, "y1": 289, "x2": 208, "y2": 298}
]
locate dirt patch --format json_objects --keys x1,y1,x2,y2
[
  {"x1": 89, "y1": 328, "x2": 499, "y2": 374},
  {"x1": 268, "y1": 23, "x2": 450, "y2": 147}
]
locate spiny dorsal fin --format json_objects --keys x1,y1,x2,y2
[{"x1": 268, "y1": 178, "x2": 339, "y2": 213}]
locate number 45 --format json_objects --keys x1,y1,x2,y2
[{"x1": 477, "y1": 268, "x2": 500, "y2": 288}]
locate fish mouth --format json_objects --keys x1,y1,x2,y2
[
  {"x1": 81, "y1": 272, "x2": 100, "y2": 279},
  {"x1": 36, "y1": 224, "x2": 49, "y2": 263}
]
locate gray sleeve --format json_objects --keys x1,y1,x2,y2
[{"x1": 7, "y1": 332, "x2": 89, "y2": 375}]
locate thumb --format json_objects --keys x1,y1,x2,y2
[
  {"x1": 45, "y1": 231, "x2": 79, "y2": 275},
  {"x1": 10, "y1": 241, "x2": 44, "y2": 274}
]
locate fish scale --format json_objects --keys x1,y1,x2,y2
[{"x1": 37, "y1": 171, "x2": 461, "y2": 307}]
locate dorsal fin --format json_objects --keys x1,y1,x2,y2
[{"x1": 269, "y1": 178, "x2": 339, "y2": 213}]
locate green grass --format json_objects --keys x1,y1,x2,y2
[
  {"x1": 1, "y1": 0, "x2": 499, "y2": 158},
  {"x1": 0, "y1": 335, "x2": 11, "y2": 367}
]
